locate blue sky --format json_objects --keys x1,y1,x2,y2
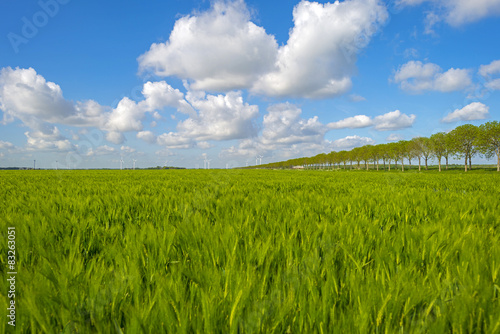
[{"x1": 1, "y1": 0, "x2": 499, "y2": 169}]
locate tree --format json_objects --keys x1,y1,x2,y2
[
  {"x1": 371, "y1": 145, "x2": 381, "y2": 171},
  {"x1": 362, "y1": 145, "x2": 372, "y2": 170},
  {"x1": 397, "y1": 141, "x2": 408, "y2": 171},
  {"x1": 412, "y1": 137, "x2": 432, "y2": 170},
  {"x1": 449, "y1": 124, "x2": 480, "y2": 172},
  {"x1": 402, "y1": 140, "x2": 416, "y2": 171},
  {"x1": 430, "y1": 132, "x2": 447, "y2": 172},
  {"x1": 386, "y1": 142, "x2": 400, "y2": 171},
  {"x1": 479, "y1": 121, "x2": 500, "y2": 172}
]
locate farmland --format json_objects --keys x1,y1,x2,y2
[{"x1": 1, "y1": 169, "x2": 499, "y2": 333}]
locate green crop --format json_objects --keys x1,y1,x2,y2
[{"x1": 0, "y1": 169, "x2": 499, "y2": 333}]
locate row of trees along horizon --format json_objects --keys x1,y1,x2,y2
[{"x1": 258, "y1": 121, "x2": 500, "y2": 172}]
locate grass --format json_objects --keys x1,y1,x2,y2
[{"x1": 0, "y1": 169, "x2": 499, "y2": 333}]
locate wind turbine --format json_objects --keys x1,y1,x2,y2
[
  {"x1": 206, "y1": 159, "x2": 211, "y2": 169},
  {"x1": 258, "y1": 155, "x2": 263, "y2": 165},
  {"x1": 133, "y1": 159, "x2": 137, "y2": 170},
  {"x1": 120, "y1": 158, "x2": 124, "y2": 170},
  {"x1": 256, "y1": 156, "x2": 259, "y2": 165}
]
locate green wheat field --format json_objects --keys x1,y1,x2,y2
[{"x1": 1, "y1": 169, "x2": 499, "y2": 333}]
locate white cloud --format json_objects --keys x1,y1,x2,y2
[
  {"x1": 179, "y1": 91, "x2": 259, "y2": 141},
  {"x1": 105, "y1": 132, "x2": 125, "y2": 145},
  {"x1": 393, "y1": 61, "x2": 471, "y2": 93},
  {"x1": 397, "y1": 0, "x2": 500, "y2": 26},
  {"x1": 24, "y1": 127, "x2": 74, "y2": 151},
  {"x1": 332, "y1": 135, "x2": 375, "y2": 149},
  {"x1": 0, "y1": 67, "x2": 198, "y2": 147},
  {"x1": 253, "y1": 0, "x2": 388, "y2": 98},
  {"x1": 327, "y1": 115, "x2": 373, "y2": 129},
  {"x1": 441, "y1": 102, "x2": 490, "y2": 123},
  {"x1": 197, "y1": 141, "x2": 213, "y2": 149},
  {"x1": 261, "y1": 103, "x2": 327, "y2": 146},
  {"x1": 479, "y1": 59, "x2": 500, "y2": 77},
  {"x1": 349, "y1": 94, "x2": 367, "y2": 102},
  {"x1": 0, "y1": 140, "x2": 14, "y2": 149},
  {"x1": 444, "y1": 0, "x2": 500, "y2": 26},
  {"x1": 157, "y1": 132, "x2": 194, "y2": 149},
  {"x1": 139, "y1": 0, "x2": 387, "y2": 99},
  {"x1": 138, "y1": 0, "x2": 278, "y2": 91},
  {"x1": 121, "y1": 145, "x2": 136, "y2": 154},
  {"x1": 479, "y1": 60, "x2": 500, "y2": 91},
  {"x1": 386, "y1": 133, "x2": 404, "y2": 141},
  {"x1": 327, "y1": 110, "x2": 415, "y2": 131},
  {"x1": 374, "y1": 110, "x2": 416, "y2": 131},
  {"x1": 0, "y1": 67, "x2": 106, "y2": 130},
  {"x1": 434, "y1": 68, "x2": 472, "y2": 92},
  {"x1": 105, "y1": 97, "x2": 144, "y2": 133},
  {"x1": 137, "y1": 130, "x2": 157, "y2": 143},
  {"x1": 86, "y1": 145, "x2": 116, "y2": 156},
  {"x1": 220, "y1": 102, "x2": 332, "y2": 160},
  {"x1": 486, "y1": 79, "x2": 500, "y2": 91}
]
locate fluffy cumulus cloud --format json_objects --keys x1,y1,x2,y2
[
  {"x1": 178, "y1": 91, "x2": 259, "y2": 141},
  {"x1": 327, "y1": 110, "x2": 415, "y2": 131},
  {"x1": 24, "y1": 127, "x2": 74, "y2": 151},
  {"x1": 253, "y1": 0, "x2": 388, "y2": 98},
  {"x1": 0, "y1": 140, "x2": 14, "y2": 149},
  {"x1": 138, "y1": 0, "x2": 278, "y2": 91},
  {"x1": 386, "y1": 133, "x2": 404, "y2": 141},
  {"x1": 136, "y1": 130, "x2": 157, "y2": 144},
  {"x1": 393, "y1": 61, "x2": 471, "y2": 93},
  {"x1": 441, "y1": 102, "x2": 490, "y2": 123},
  {"x1": 221, "y1": 103, "x2": 360, "y2": 162},
  {"x1": 0, "y1": 67, "x2": 105, "y2": 130},
  {"x1": 397, "y1": 0, "x2": 500, "y2": 27},
  {"x1": 260, "y1": 103, "x2": 327, "y2": 146},
  {"x1": 479, "y1": 59, "x2": 500, "y2": 91},
  {"x1": 155, "y1": 90, "x2": 259, "y2": 149},
  {"x1": 221, "y1": 103, "x2": 341, "y2": 160},
  {"x1": 139, "y1": 0, "x2": 388, "y2": 99},
  {"x1": 86, "y1": 145, "x2": 116, "y2": 157},
  {"x1": 373, "y1": 110, "x2": 416, "y2": 130},
  {"x1": 331, "y1": 135, "x2": 375, "y2": 149},
  {"x1": 327, "y1": 115, "x2": 373, "y2": 129},
  {"x1": 0, "y1": 67, "x2": 195, "y2": 147}
]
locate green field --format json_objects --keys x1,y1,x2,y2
[{"x1": 1, "y1": 170, "x2": 499, "y2": 333}]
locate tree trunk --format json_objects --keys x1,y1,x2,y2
[
  {"x1": 366, "y1": 161, "x2": 368, "y2": 170},
  {"x1": 469, "y1": 154, "x2": 472, "y2": 170},
  {"x1": 402, "y1": 159, "x2": 404, "y2": 172},
  {"x1": 350, "y1": 161, "x2": 352, "y2": 170},
  {"x1": 497, "y1": 148, "x2": 500, "y2": 172},
  {"x1": 418, "y1": 157, "x2": 421, "y2": 171},
  {"x1": 425, "y1": 157, "x2": 428, "y2": 170},
  {"x1": 465, "y1": 154, "x2": 468, "y2": 172},
  {"x1": 408, "y1": 159, "x2": 411, "y2": 170},
  {"x1": 376, "y1": 160, "x2": 379, "y2": 171},
  {"x1": 383, "y1": 159, "x2": 386, "y2": 170},
  {"x1": 445, "y1": 156, "x2": 449, "y2": 170},
  {"x1": 388, "y1": 159, "x2": 391, "y2": 171},
  {"x1": 438, "y1": 157, "x2": 441, "y2": 172}
]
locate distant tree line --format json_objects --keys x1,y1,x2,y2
[{"x1": 260, "y1": 122, "x2": 500, "y2": 172}]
